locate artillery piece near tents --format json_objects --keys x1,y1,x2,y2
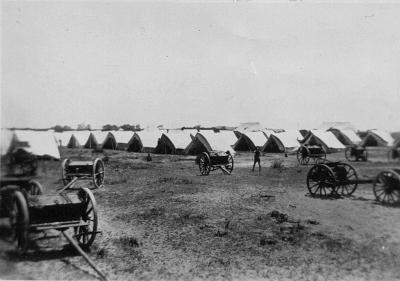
[
  {"x1": 344, "y1": 145, "x2": 368, "y2": 162},
  {"x1": 306, "y1": 161, "x2": 400, "y2": 205},
  {"x1": 197, "y1": 151, "x2": 234, "y2": 175},
  {"x1": 61, "y1": 158, "x2": 105, "y2": 189},
  {"x1": 296, "y1": 145, "x2": 327, "y2": 165}
]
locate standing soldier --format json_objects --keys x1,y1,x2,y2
[{"x1": 252, "y1": 147, "x2": 261, "y2": 172}]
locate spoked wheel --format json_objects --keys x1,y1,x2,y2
[
  {"x1": 9, "y1": 191, "x2": 29, "y2": 254},
  {"x1": 75, "y1": 187, "x2": 98, "y2": 249},
  {"x1": 198, "y1": 152, "x2": 211, "y2": 175},
  {"x1": 345, "y1": 146, "x2": 356, "y2": 162},
  {"x1": 306, "y1": 164, "x2": 335, "y2": 197},
  {"x1": 373, "y1": 170, "x2": 400, "y2": 205},
  {"x1": 387, "y1": 148, "x2": 400, "y2": 162},
  {"x1": 225, "y1": 154, "x2": 234, "y2": 174},
  {"x1": 61, "y1": 158, "x2": 72, "y2": 186},
  {"x1": 297, "y1": 146, "x2": 310, "y2": 165},
  {"x1": 92, "y1": 158, "x2": 105, "y2": 188},
  {"x1": 332, "y1": 163, "x2": 358, "y2": 195},
  {"x1": 25, "y1": 180, "x2": 43, "y2": 196}
]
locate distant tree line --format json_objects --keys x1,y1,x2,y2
[
  {"x1": 102, "y1": 124, "x2": 141, "y2": 131},
  {"x1": 52, "y1": 125, "x2": 73, "y2": 132},
  {"x1": 51, "y1": 123, "x2": 142, "y2": 132}
]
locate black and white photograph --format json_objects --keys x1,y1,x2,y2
[{"x1": 1, "y1": 0, "x2": 400, "y2": 280}]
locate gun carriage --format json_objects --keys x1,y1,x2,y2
[
  {"x1": 10, "y1": 182, "x2": 98, "y2": 253},
  {"x1": 7, "y1": 179, "x2": 106, "y2": 280},
  {"x1": 297, "y1": 145, "x2": 327, "y2": 165},
  {"x1": 345, "y1": 145, "x2": 368, "y2": 162},
  {"x1": 198, "y1": 151, "x2": 234, "y2": 175},
  {"x1": 61, "y1": 158, "x2": 105, "y2": 189},
  {"x1": 306, "y1": 162, "x2": 400, "y2": 204}
]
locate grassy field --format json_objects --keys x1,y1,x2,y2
[{"x1": 1, "y1": 147, "x2": 400, "y2": 280}]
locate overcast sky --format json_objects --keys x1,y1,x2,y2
[{"x1": 2, "y1": 1, "x2": 400, "y2": 130}]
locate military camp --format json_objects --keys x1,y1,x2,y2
[{"x1": 2, "y1": 2, "x2": 400, "y2": 281}]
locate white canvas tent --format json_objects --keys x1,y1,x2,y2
[
  {"x1": 302, "y1": 130, "x2": 345, "y2": 152},
  {"x1": 233, "y1": 131, "x2": 268, "y2": 151},
  {"x1": 127, "y1": 131, "x2": 162, "y2": 152},
  {"x1": 185, "y1": 130, "x2": 237, "y2": 155},
  {"x1": 360, "y1": 130, "x2": 394, "y2": 147},
  {"x1": 156, "y1": 130, "x2": 197, "y2": 154},
  {"x1": 54, "y1": 132, "x2": 73, "y2": 147},
  {"x1": 262, "y1": 130, "x2": 302, "y2": 153},
  {"x1": 3, "y1": 130, "x2": 60, "y2": 159},
  {"x1": 341, "y1": 130, "x2": 362, "y2": 145},
  {"x1": 371, "y1": 130, "x2": 394, "y2": 146},
  {"x1": 68, "y1": 131, "x2": 91, "y2": 148},
  {"x1": 109, "y1": 131, "x2": 135, "y2": 150},
  {"x1": 90, "y1": 131, "x2": 117, "y2": 149},
  {"x1": 328, "y1": 128, "x2": 362, "y2": 146},
  {"x1": 276, "y1": 130, "x2": 303, "y2": 149},
  {"x1": 90, "y1": 131, "x2": 108, "y2": 145},
  {"x1": 110, "y1": 131, "x2": 134, "y2": 144}
]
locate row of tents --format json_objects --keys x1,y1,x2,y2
[{"x1": 1, "y1": 128, "x2": 399, "y2": 160}]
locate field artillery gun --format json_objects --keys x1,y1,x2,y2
[
  {"x1": 197, "y1": 151, "x2": 234, "y2": 175},
  {"x1": 344, "y1": 145, "x2": 368, "y2": 162},
  {"x1": 7, "y1": 178, "x2": 107, "y2": 280},
  {"x1": 306, "y1": 162, "x2": 400, "y2": 205},
  {"x1": 61, "y1": 158, "x2": 105, "y2": 189},
  {"x1": 296, "y1": 145, "x2": 327, "y2": 165}
]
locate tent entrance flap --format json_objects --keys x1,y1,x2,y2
[
  {"x1": 186, "y1": 138, "x2": 208, "y2": 155},
  {"x1": 263, "y1": 135, "x2": 285, "y2": 153}
]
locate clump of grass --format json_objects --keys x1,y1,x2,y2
[
  {"x1": 114, "y1": 213, "x2": 132, "y2": 222},
  {"x1": 137, "y1": 207, "x2": 165, "y2": 220},
  {"x1": 118, "y1": 236, "x2": 140, "y2": 248},
  {"x1": 271, "y1": 159, "x2": 284, "y2": 169},
  {"x1": 175, "y1": 178, "x2": 193, "y2": 184},
  {"x1": 173, "y1": 209, "x2": 207, "y2": 224},
  {"x1": 158, "y1": 177, "x2": 193, "y2": 185}
]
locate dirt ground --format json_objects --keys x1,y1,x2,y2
[{"x1": 1, "y1": 147, "x2": 400, "y2": 281}]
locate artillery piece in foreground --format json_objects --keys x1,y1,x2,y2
[
  {"x1": 7, "y1": 178, "x2": 107, "y2": 280},
  {"x1": 306, "y1": 161, "x2": 400, "y2": 205}
]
